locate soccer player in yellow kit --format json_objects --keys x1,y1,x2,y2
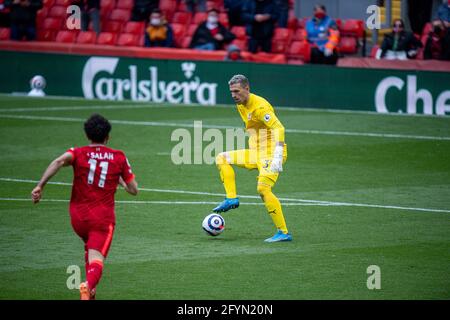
[{"x1": 213, "y1": 74, "x2": 292, "y2": 242}]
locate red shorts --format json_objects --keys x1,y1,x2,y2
[{"x1": 71, "y1": 217, "x2": 115, "y2": 258}]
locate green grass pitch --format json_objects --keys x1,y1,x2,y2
[{"x1": 0, "y1": 95, "x2": 449, "y2": 300}]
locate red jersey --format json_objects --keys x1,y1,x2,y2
[{"x1": 66, "y1": 145, "x2": 135, "y2": 225}]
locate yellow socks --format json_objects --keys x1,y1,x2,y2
[
  {"x1": 257, "y1": 183, "x2": 288, "y2": 234},
  {"x1": 216, "y1": 155, "x2": 237, "y2": 198}
]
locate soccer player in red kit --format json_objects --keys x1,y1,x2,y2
[{"x1": 31, "y1": 114, "x2": 138, "y2": 300}]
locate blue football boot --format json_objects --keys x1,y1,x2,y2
[
  {"x1": 264, "y1": 230, "x2": 293, "y2": 243},
  {"x1": 212, "y1": 198, "x2": 239, "y2": 213}
]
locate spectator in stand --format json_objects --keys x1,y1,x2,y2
[
  {"x1": 131, "y1": 0, "x2": 159, "y2": 22},
  {"x1": 184, "y1": 0, "x2": 206, "y2": 15},
  {"x1": 144, "y1": 9, "x2": 174, "y2": 47},
  {"x1": 377, "y1": 19, "x2": 422, "y2": 60},
  {"x1": 72, "y1": 0, "x2": 101, "y2": 35},
  {"x1": 275, "y1": 0, "x2": 288, "y2": 28},
  {"x1": 0, "y1": 0, "x2": 11, "y2": 28},
  {"x1": 224, "y1": 44, "x2": 244, "y2": 61},
  {"x1": 305, "y1": 4, "x2": 339, "y2": 65},
  {"x1": 424, "y1": 19, "x2": 450, "y2": 60},
  {"x1": 4, "y1": 0, "x2": 42, "y2": 40},
  {"x1": 242, "y1": 0, "x2": 279, "y2": 53},
  {"x1": 435, "y1": 0, "x2": 450, "y2": 28},
  {"x1": 224, "y1": 0, "x2": 245, "y2": 27},
  {"x1": 190, "y1": 8, "x2": 235, "y2": 50}
]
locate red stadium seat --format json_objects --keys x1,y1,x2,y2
[
  {"x1": 171, "y1": 23, "x2": 186, "y2": 47},
  {"x1": 219, "y1": 13, "x2": 228, "y2": 27},
  {"x1": 287, "y1": 40, "x2": 310, "y2": 62},
  {"x1": 181, "y1": 36, "x2": 192, "y2": 48},
  {"x1": 42, "y1": 17, "x2": 63, "y2": 30},
  {"x1": 339, "y1": 19, "x2": 364, "y2": 38},
  {"x1": 230, "y1": 38, "x2": 247, "y2": 51},
  {"x1": 109, "y1": 9, "x2": 131, "y2": 23},
  {"x1": 116, "y1": 33, "x2": 139, "y2": 46},
  {"x1": 55, "y1": 30, "x2": 77, "y2": 43},
  {"x1": 54, "y1": 0, "x2": 71, "y2": 6},
  {"x1": 37, "y1": 29, "x2": 57, "y2": 41},
  {"x1": 370, "y1": 44, "x2": 380, "y2": 58},
  {"x1": 421, "y1": 22, "x2": 432, "y2": 36},
  {"x1": 287, "y1": 16, "x2": 298, "y2": 30},
  {"x1": 48, "y1": 5, "x2": 67, "y2": 18},
  {"x1": 193, "y1": 12, "x2": 208, "y2": 25},
  {"x1": 172, "y1": 12, "x2": 191, "y2": 26},
  {"x1": 160, "y1": 0, "x2": 177, "y2": 21},
  {"x1": 0, "y1": 27, "x2": 10, "y2": 40},
  {"x1": 177, "y1": 1, "x2": 188, "y2": 12},
  {"x1": 76, "y1": 31, "x2": 97, "y2": 44},
  {"x1": 338, "y1": 36, "x2": 357, "y2": 54},
  {"x1": 101, "y1": 0, "x2": 116, "y2": 18},
  {"x1": 187, "y1": 24, "x2": 197, "y2": 36},
  {"x1": 123, "y1": 21, "x2": 145, "y2": 35},
  {"x1": 104, "y1": 21, "x2": 122, "y2": 33},
  {"x1": 42, "y1": 0, "x2": 55, "y2": 8},
  {"x1": 230, "y1": 26, "x2": 246, "y2": 40},
  {"x1": 116, "y1": 0, "x2": 133, "y2": 10},
  {"x1": 273, "y1": 28, "x2": 292, "y2": 42},
  {"x1": 271, "y1": 40, "x2": 288, "y2": 53},
  {"x1": 36, "y1": 8, "x2": 48, "y2": 27},
  {"x1": 292, "y1": 28, "x2": 306, "y2": 41},
  {"x1": 96, "y1": 32, "x2": 118, "y2": 45}
]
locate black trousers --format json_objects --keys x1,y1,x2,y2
[
  {"x1": 248, "y1": 37, "x2": 272, "y2": 53},
  {"x1": 310, "y1": 47, "x2": 338, "y2": 65}
]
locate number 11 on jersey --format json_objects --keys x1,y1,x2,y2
[{"x1": 87, "y1": 159, "x2": 109, "y2": 188}]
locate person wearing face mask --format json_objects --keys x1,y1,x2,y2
[
  {"x1": 144, "y1": 9, "x2": 174, "y2": 48},
  {"x1": 242, "y1": 0, "x2": 279, "y2": 53},
  {"x1": 424, "y1": 19, "x2": 450, "y2": 60},
  {"x1": 377, "y1": 19, "x2": 422, "y2": 60},
  {"x1": 224, "y1": 44, "x2": 244, "y2": 61},
  {"x1": 189, "y1": 8, "x2": 236, "y2": 51},
  {"x1": 305, "y1": 4, "x2": 340, "y2": 65}
]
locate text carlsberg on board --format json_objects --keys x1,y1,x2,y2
[{"x1": 82, "y1": 57, "x2": 218, "y2": 105}]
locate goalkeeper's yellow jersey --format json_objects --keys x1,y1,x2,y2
[{"x1": 236, "y1": 93, "x2": 286, "y2": 156}]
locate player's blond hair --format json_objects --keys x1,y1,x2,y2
[{"x1": 228, "y1": 74, "x2": 249, "y2": 88}]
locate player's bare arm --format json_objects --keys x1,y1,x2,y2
[
  {"x1": 119, "y1": 176, "x2": 139, "y2": 196},
  {"x1": 31, "y1": 152, "x2": 73, "y2": 204}
]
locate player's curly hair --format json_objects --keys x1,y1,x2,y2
[{"x1": 84, "y1": 113, "x2": 111, "y2": 143}]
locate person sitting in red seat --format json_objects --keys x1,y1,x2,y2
[
  {"x1": 377, "y1": 19, "x2": 422, "y2": 60},
  {"x1": 190, "y1": 8, "x2": 235, "y2": 51},
  {"x1": 424, "y1": 19, "x2": 450, "y2": 60},
  {"x1": 144, "y1": 8, "x2": 174, "y2": 47}
]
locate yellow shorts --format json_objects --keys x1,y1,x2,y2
[{"x1": 222, "y1": 148, "x2": 287, "y2": 186}]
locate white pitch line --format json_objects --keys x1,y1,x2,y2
[
  {"x1": 1, "y1": 177, "x2": 449, "y2": 214},
  {"x1": 0, "y1": 104, "x2": 166, "y2": 113},
  {"x1": 0, "y1": 197, "x2": 331, "y2": 206},
  {"x1": 0, "y1": 113, "x2": 449, "y2": 141}
]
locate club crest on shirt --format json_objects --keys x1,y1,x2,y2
[
  {"x1": 264, "y1": 114, "x2": 271, "y2": 122},
  {"x1": 247, "y1": 113, "x2": 252, "y2": 120}
]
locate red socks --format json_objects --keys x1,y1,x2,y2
[{"x1": 87, "y1": 260, "x2": 104, "y2": 290}]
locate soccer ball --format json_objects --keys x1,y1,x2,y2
[
  {"x1": 202, "y1": 213, "x2": 225, "y2": 236},
  {"x1": 30, "y1": 75, "x2": 46, "y2": 90}
]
